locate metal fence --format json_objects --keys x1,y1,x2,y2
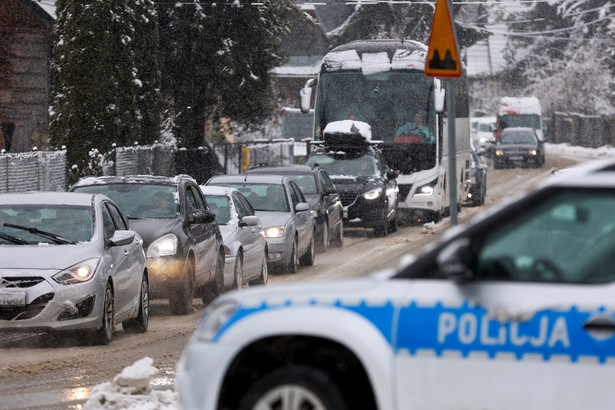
[
  {"x1": 547, "y1": 113, "x2": 615, "y2": 148},
  {"x1": 213, "y1": 139, "x2": 307, "y2": 175},
  {"x1": 0, "y1": 149, "x2": 66, "y2": 193}
]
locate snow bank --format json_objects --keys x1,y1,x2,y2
[{"x1": 84, "y1": 357, "x2": 178, "y2": 410}]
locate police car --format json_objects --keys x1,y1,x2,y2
[{"x1": 176, "y1": 158, "x2": 615, "y2": 410}]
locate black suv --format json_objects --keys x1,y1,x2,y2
[
  {"x1": 247, "y1": 164, "x2": 344, "y2": 252},
  {"x1": 305, "y1": 123, "x2": 399, "y2": 237},
  {"x1": 71, "y1": 175, "x2": 224, "y2": 314}
]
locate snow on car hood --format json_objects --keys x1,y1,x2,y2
[{"x1": 0, "y1": 242, "x2": 100, "y2": 272}]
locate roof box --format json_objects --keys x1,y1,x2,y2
[{"x1": 322, "y1": 120, "x2": 372, "y2": 150}]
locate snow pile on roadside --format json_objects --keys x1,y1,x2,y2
[
  {"x1": 84, "y1": 357, "x2": 178, "y2": 410},
  {"x1": 546, "y1": 142, "x2": 615, "y2": 158}
]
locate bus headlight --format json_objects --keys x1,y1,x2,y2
[{"x1": 414, "y1": 179, "x2": 437, "y2": 197}]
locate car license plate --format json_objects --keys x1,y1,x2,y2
[
  {"x1": 509, "y1": 155, "x2": 523, "y2": 161},
  {"x1": 0, "y1": 291, "x2": 26, "y2": 307},
  {"x1": 343, "y1": 207, "x2": 348, "y2": 219}
]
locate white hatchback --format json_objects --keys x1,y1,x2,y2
[{"x1": 177, "y1": 158, "x2": 615, "y2": 410}]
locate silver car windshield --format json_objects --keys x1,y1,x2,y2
[
  {"x1": 204, "y1": 195, "x2": 232, "y2": 225},
  {"x1": 0, "y1": 206, "x2": 93, "y2": 244}
]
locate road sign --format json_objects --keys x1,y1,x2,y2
[{"x1": 426, "y1": 0, "x2": 461, "y2": 78}]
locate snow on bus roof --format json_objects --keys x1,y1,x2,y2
[
  {"x1": 498, "y1": 97, "x2": 541, "y2": 116},
  {"x1": 324, "y1": 45, "x2": 427, "y2": 74},
  {"x1": 323, "y1": 120, "x2": 372, "y2": 141}
]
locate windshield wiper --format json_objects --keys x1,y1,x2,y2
[
  {"x1": 0, "y1": 231, "x2": 28, "y2": 245},
  {"x1": 3, "y1": 223, "x2": 76, "y2": 245}
]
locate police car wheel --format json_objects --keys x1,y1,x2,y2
[{"x1": 238, "y1": 365, "x2": 348, "y2": 410}]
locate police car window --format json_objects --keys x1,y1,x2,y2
[{"x1": 475, "y1": 190, "x2": 615, "y2": 284}]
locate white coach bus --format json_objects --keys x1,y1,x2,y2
[{"x1": 300, "y1": 39, "x2": 471, "y2": 223}]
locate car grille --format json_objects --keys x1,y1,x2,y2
[
  {"x1": 0, "y1": 293, "x2": 54, "y2": 321},
  {"x1": 0, "y1": 276, "x2": 45, "y2": 288},
  {"x1": 339, "y1": 193, "x2": 358, "y2": 207}
]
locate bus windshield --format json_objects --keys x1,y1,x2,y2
[
  {"x1": 315, "y1": 71, "x2": 435, "y2": 144},
  {"x1": 314, "y1": 71, "x2": 437, "y2": 174}
]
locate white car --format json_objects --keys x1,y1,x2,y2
[
  {"x1": 0, "y1": 192, "x2": 148, "y2": 345},
  {"x1": 200, "y1": 185, "x2": 268, "y2": 289},
  {"x1": 472, "y1": 116, "x2": 496, "y2": 153},
  {"x1": 177, "y1": 158, "x2": 615, "y2": 410}
]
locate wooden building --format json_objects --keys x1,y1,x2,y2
[{"x1": 0, "y1": 0, "x2": 53, "y2": 152}]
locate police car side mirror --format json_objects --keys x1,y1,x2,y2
[{"x1": 436, "y1": 237, "x2": 474, "y2": 281}]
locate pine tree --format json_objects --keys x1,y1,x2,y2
[
  {"x1": 49, "y1": 0, "x2": 161, "y2": 172},
  {"x1": 157, "y1": 0, "x2": 296, "y2": 147}
]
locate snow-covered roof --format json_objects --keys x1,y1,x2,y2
[
  {"x1": 33, "y1": 0, "x2": 57, "y2": 20},
  {"x1": 272, "y1": 55, "x2": 323, "y2": 77},
  {"x1": 498, "y1": 96, "x2": 542, "y2": 116}
]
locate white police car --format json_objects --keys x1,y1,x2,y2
[{"x1": 176, "y1": 158, "x2": 615, "y2": 410}]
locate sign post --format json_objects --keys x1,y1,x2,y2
[{"x1": 425, "y1": 0, "x2": 461, "y2": 226}]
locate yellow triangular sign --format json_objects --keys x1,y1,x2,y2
[{"x1": 426, "y1": 0, "x2": 461, "y2": 77}]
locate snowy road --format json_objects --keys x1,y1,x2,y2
[{"x1": 0, "y1": 147, "x2": 599, "y2": 409}]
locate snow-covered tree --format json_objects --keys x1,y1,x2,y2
[
  {"x1": 327, "y1": 0, "x2": 489, "y2": 50},
  {"x1": 157, "y1": 0, "x2": 297, "y2": 147},
  {"x1": 502, "y1": 0, "x2": 614, "y2": 116},
  {"x1": 49, "y1": 0, "x2": 161, "y2": 175}
]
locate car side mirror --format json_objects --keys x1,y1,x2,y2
[
  {"x1": 189, "y1": 209, "x2": 216, "y2": 224},
  {"x1": 108, "y1": 230, "x2": 136, "y2": 247},
  {"x1": 239, "y1": 215, "x2": 259, "y2": 227},
  {"x1": 436, "y1": 237, "x2": 474, "y2": 281},
  {"x1": 295, "y1": 202, "x2": 310, "y2": 212},
  {"x1": 476, "y1": 148, "x2": 487, "y2": 156},
  {"x1": 386, "y1": 169, "x2": 399, "y2": 180},
  {"x1": 323, "y1": 187, "x2": 337, "y2": 196}
]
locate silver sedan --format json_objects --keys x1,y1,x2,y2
[
  {"x1": 200, "y1": 186, "x2": 268, "y2": 289},
  {"x1": 0, "y1": 192, "x2": 148, "y2": 345}
]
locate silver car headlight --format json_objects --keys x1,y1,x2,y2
[
  {"x1": 264, "y1": 226, "x2": 284, "y2": 238},
  {"x1": 147, "y1": 233, "x2": 178, "y2": 257},
  {"x1": 362, "y1": 188, "x2": 382, "y2": 200},
  {"x1": 194, "y1": 300, "x2": 239, "y2": 341},
  {"x1": 53, "y1": 258, "x2": 100, "y2": 285}
]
